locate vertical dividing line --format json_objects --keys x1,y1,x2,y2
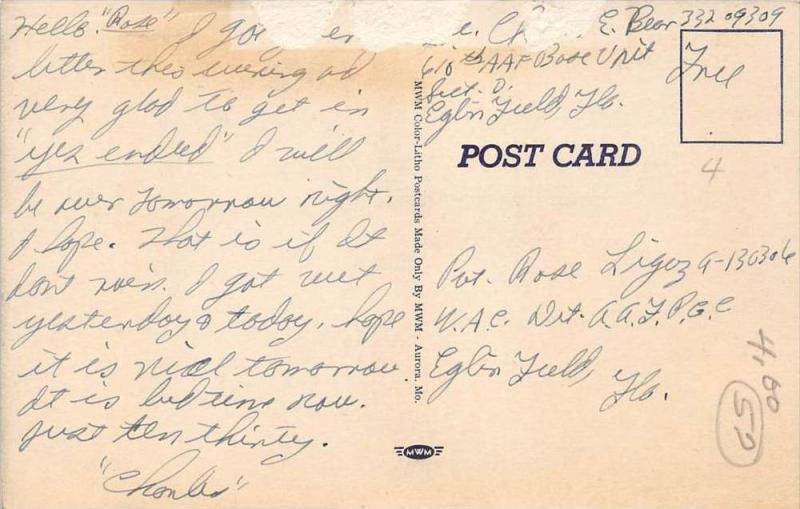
[
  {"x1": 679, "y1": 30, "x2": 684, "y2": 143},
  {"x1": 779, "y1": 29, "x2": 784, "y2": 144}
]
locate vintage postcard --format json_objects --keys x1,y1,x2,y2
[{"x1": 1, "y1": 1, "x2": 798, "y2": 507}]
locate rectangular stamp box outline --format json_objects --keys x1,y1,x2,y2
[{"x1": 679, "y1": 28, "x2": 784, "y2": 144}]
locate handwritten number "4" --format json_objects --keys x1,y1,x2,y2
[{"x1": 702, "y1": 157, "x2": 724, "y2": 183}]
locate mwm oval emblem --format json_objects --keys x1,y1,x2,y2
[{"x1": 394, "y1": 444, "x2": 443, "y2": 460}]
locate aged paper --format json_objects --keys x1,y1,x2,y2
[{"x1": 1, "y1": 1, "x2": 798, "y2": 507}]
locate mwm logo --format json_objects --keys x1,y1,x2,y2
[{"x1": 394, "y1": 444, "x2": 444, "y2": 460}]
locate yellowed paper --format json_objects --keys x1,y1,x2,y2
[{"x1": 1, "y1": 1, "x2": 798, "y2": 507}]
